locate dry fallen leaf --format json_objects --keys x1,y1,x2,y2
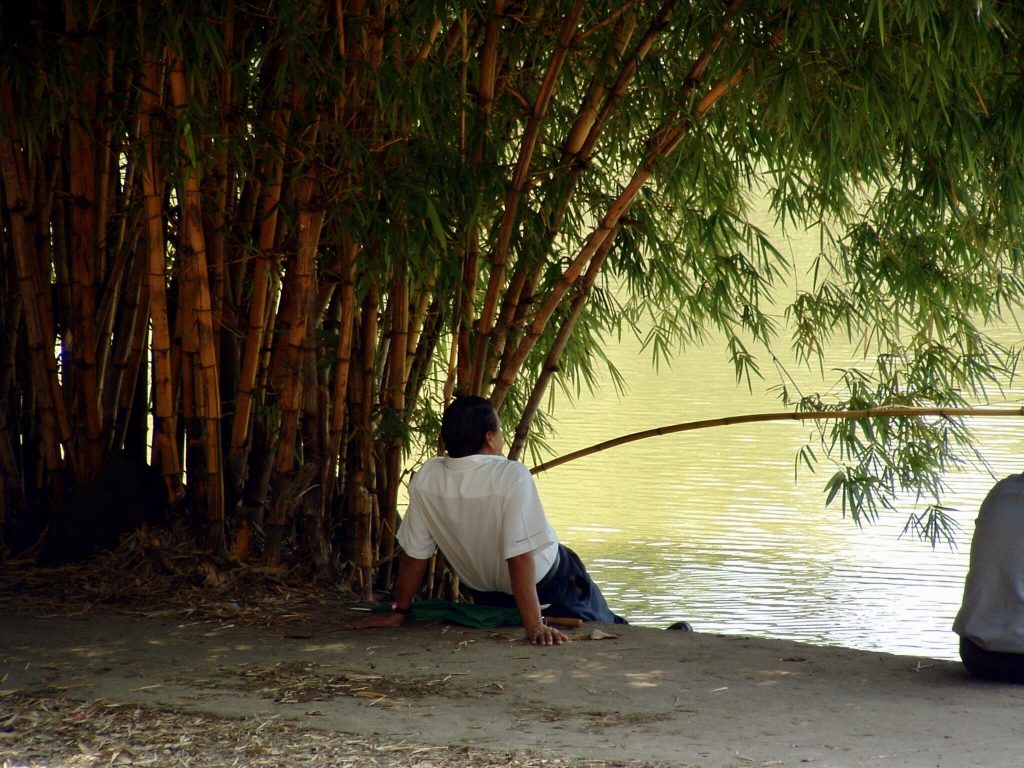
[{"x1": 1, "y1": 691, "x2": 625, "y2": 768}]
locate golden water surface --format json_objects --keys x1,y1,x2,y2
[{"x1": 531, "y1": 221, "x2": 1024, "y2": 661}]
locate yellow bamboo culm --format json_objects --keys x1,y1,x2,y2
[{"x1": 530, "y1": 406, "x2": 1024, "y2": 475}]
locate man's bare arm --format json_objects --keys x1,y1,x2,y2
[
  {"x1": 507, "y1": 552, "x2": 567, "y2": 646},
  {"x1": 342, "y1": 553, "x2": 429, "y2": 629}
]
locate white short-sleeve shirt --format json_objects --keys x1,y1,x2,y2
[
  {"x1": 954, "y1": 473, "x2": 1024, "y2": 652},
  {"x1": 396, "y1": 454, "x2": 559, "y2": 593}
]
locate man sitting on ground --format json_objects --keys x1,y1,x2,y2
[
  {"x1": 954, "y1": 473, "x2": 1024, "y2": 683},
  {"x1": 350, "y1": 395, "x2": 626, "y2": 645}
]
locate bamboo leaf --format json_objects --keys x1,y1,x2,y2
[{"x1": 424, "y1": 198, "x2": 448, "y2": 252}]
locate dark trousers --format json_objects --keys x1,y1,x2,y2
[
  {"x1": 960, "y1": 636, "x2": 1024, "y2": 684},
  {"x1": 465, "y1": 544, "x2": 627, "y2": 624}
]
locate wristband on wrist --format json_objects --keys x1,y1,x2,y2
[{"x1": 391, "y1": 601, "x2": 412, "y2": 615}]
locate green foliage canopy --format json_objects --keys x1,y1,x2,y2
[{"x1": 1, "y1": 1, "x2": 1023, "y2": 571}]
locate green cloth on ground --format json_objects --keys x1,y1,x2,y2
[{"x1": 370, "y1": 599, "x2": 523, "y2": 628}]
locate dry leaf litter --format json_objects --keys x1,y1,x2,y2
[{"x1": 0, "y1": 528, "x2": 666, "y2": 768}]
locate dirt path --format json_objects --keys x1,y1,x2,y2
[{"x1": 2, "y1": 604, "x2": 1022, "y2": 767}]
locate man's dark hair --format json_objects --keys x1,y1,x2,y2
[{"x1": 441, "y1": 396, "x2": 499, "y2": 458}]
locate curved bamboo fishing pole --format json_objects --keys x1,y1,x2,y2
[{"x1": 529, "y1": 406, "x2": 1024, "y2": 475}]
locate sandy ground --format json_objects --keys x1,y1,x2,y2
[{"x1": 3, "y1": 603, "x2": 1024, "y2": 768}]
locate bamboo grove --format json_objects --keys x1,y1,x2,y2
[{"x1": 2, "y1": 2, "x2": 1024, "y2": 588}]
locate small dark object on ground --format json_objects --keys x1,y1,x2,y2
[{"x1": 666, "y1": 621, "x2": 693, "y2": 631}]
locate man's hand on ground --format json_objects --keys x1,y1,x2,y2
[
  {"x1": 341, "y1": 611, "x2": 405, "y2": 630},
  {"x1": 524, "y1": 620, "x2": 568, "y2": 645}
]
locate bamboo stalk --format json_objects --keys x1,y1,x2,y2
[
  {"x1": 113, "y1": 252, "x2": 151, "y2": 452},
  {"x1": 93, "y1": 45, "x2": 117, "y2": 391},
  {"x1": 508, "y1": 227, "x2": 617, "y2": 461},
  {"x1": 446, "y1": 10, "x2": 475, "y2": 397},
  {"x1": 483, "y1": 265, "x2": 530, "y2": 389},
  {"x1": 204, "y1": 0, "x2": 236, "y2": 350},
  {"x1": 404, "y1": 277, "x2": 437, "y2": 385},
  {"x1": 489, "y1": 8, "x2": 653, "y2": 387},
  {"x1": 138, "y1": 53, "x2": 182, "y2": 501},
  {"x1": 493, "y1": 267, "x2": 541, "y2": 389},
  {"x1": 0, "y1": 281, "x2": 20, "y2": 405},
  {"x1": 490, "y1": 57, "x2": 753, "y2": 410},
  {"x1": 541, "y1": 0, "x2": 715, "y2": 253},
  {"x1": 563, "y1": 11, "x2": 636, "y2": 161},
  {"x1": 0, "y1": 406, "x2": 21, "y2": 530},
  {"x1": 65, "y1": 32, "x2": 105, "y2": 478},
  {"x1": 529, "y1": 407, "x2": 1024, "y2": 475},
  {"x1": 576, "y1": 4, "x2": 632, "y2": 43},
  {"x1": 169, "y1": 55, "x2": 225, "y2": 550},
  {"x1": 327, "y1": 242, "x2": 358, "y2": 482},
  {"x1": 470, "y1": 2, "x2": 583, "y2": 393},
  {"x1": 405, "y1": 295, "x2": 442, "y2": 411},
  {"x1": 95, "y1": 216, "x2": 136, "y2": 410},
  {"x1": 378, "y1": 269, "x2": 410, "y2": 584},
  {"x1": 401, "y1": 265, "x2": 440, "y2": 408},
  {"x1": 489, "y1": 231, "x2": 599, "y2": 410},
  {"x1": 477, "y1": 0, "x2": 505, "y2": 114},
  {"x1": 0, "y1": 81, "x2": 75, "y2": 486},
  {"x1": 301, "y1": 296, "x2": 332, "y2": 577},
  {"x1": 574, "y1": 0, "x2": 673, "y2": 163},
  {"x1": 350, "y1": 286, "x2": 380, "y2": 599},
  {"x1": 267, "y1": 458, "x2": 320, "y2": 567},
  {"x1": 102, "y1": 233, "x2": 148, "y2": 449},
  {"x1": 454, "y1": 229, "x2": 479, "y2": 394},
  {"x1": 229, "y1": 105, "x2": 289, "y2": 460},
  {"x1": 228, "y1": 176, "x2": 260, "y2": 304},
  {"x1": 412, "y1": 16, "x2": 443, "y2": 63},
  {"x1": 264, "y1": 198, "x2": 323, "y2": 566},
  {"x1": 0, "y1": 277, "x2": 24, "y2": 521},
  {"x1": 459, "y1": 0, "x2": 504, "y2": 395}
]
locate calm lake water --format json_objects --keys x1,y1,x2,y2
[{"x1": 530, "y1": 221, "x2": 1024, "y2": 662}]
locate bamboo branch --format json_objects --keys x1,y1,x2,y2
[{"x1": 530, "y1": 407, "x2": 1024, "y2": 475}]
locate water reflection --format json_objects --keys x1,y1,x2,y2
[{"x1": 534, "y1": 321, "x2": 1024, "y2": 661}]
